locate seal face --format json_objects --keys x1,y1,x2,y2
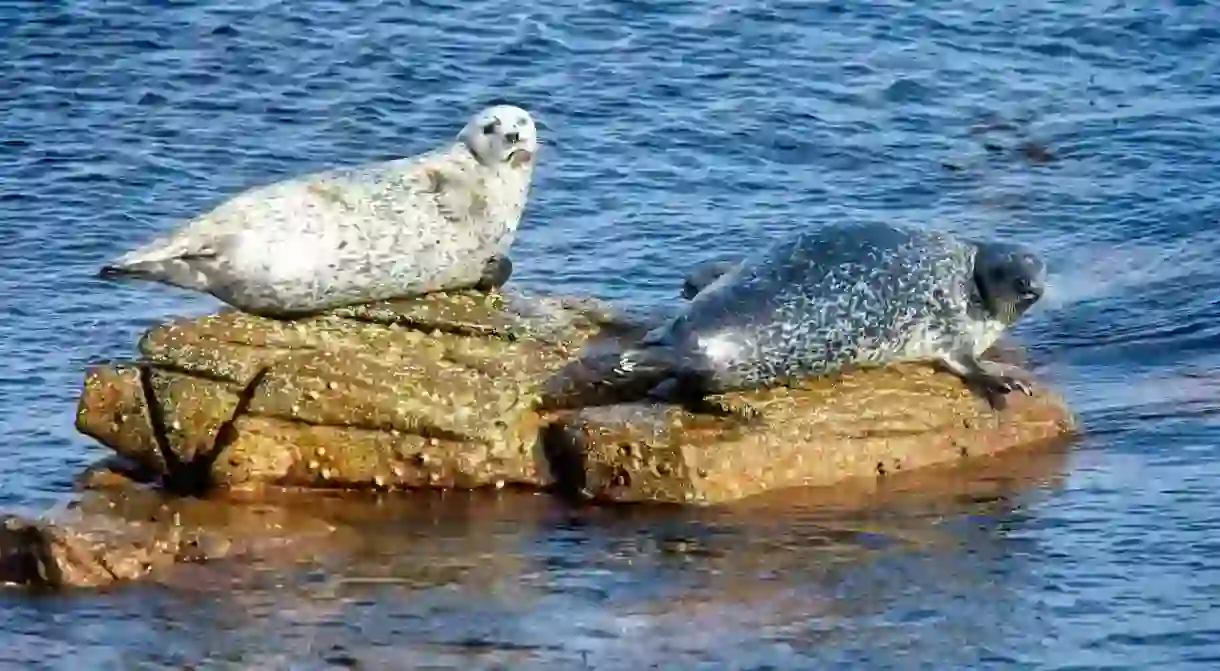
[
  {"x1": 99, "y1": 104, "x2": 539, "y2": 318},
  {"x1": 541, "y1": 221, "x2": 1047, "y2": 409}
]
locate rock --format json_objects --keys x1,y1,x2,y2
[
  {"x1": 75, "y1": 290, "x2": 644, "y2": 496},
  {"x1": 543, "y1": 363, "x2": 1076, "y2": 505},
  {"x1": 75, "y1": 289, "x2": 1078, "y2": 505},
  {"x1": 0, "y1": 506, "x2": 225, "y2": 589},
  {"x1": 0, "y1": 484, "x2": 558, "y2": 591},
  {"x1": 0, "y1": 486, "x2": 348, "y2": 590}
]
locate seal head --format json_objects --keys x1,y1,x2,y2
[
  {"x1": 973, "y1": 241, "x2": 1046, "y2": 326},
  {"x1": 457, "y1": 104, "x2": 538, "y2": 169}
]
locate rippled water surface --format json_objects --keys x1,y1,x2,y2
[{"x1": 3, "y1": 0, "x2": 1220, "y2": 667}]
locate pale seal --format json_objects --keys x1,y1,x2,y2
[
  {"x1": 99, "y1": 104, "x2": 539, "y2": 317},
  {"x1": 540, "y1": 221, "x2": 1047, "y2": 410}
]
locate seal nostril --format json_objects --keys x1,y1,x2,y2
[{"x1": 505, "y1": 131, "x2": 520, "y2": 144}]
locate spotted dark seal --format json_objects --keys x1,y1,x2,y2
[
  {"x1": 100, "y1": 104, "x2": 538, "y2": 318},
  {"x1": 540, "y1": 221, "x2": 1047, "y2": 409}
]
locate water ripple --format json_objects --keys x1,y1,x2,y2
[{"x1": 2, "y1": 0, "x2": 1220, "y2": 666}]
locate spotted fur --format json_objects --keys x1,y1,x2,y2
[
  {"x1": 100, "y1": 104, "x2": 538, "y2": 318},
  {"x1": 540, "y1": 221, "x2": 1046, "y2": 409}
]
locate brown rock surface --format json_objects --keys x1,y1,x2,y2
[
  {"x1": 75, "y1": 290, "x2": 636, "y2": 496},
  {"x1": 543, "y1": 362, "x2": 1075, "y2": 505},
  {"x1": 74, "y1": 289, "x2": 1078, "y2": 505},
  {"x1": 0, "y1": 498, "x2": 231, "y2": 589}
]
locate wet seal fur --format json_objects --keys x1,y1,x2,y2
[
  {"x1": 540, "y1": 221, "x2": 1047, "y2": 411},
  {"x1": 99, "y1": 104, "x2": 539, "y2": 318}
]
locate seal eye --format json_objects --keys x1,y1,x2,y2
[{"x1": 482, "y1": 119, "x2": 500, "y2": 135}]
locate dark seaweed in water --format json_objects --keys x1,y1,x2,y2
[{"x1": 2, "y1": 0, "x2": 1220, "y2": 667}]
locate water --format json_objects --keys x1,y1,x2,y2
[{"x1": 2, "y1": 0, "x2": 1219, "y2": 666}]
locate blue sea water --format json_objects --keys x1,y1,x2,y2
[{"x1": 2, "y1": 0, "x2": 1220, "y2": 667}]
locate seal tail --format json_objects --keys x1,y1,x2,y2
[
  {"x1": 99, "y1": 229, "x2": 221, "y2": 288},
  {"x1": 537, "y1": 345, "x2": 683, "y2": 410}
]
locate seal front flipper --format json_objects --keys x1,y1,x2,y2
[
  {"x1": 473, "y1": 255, "x2": 513, "y2": 293},
  {"x1": 645, "y1": 374, "x2": 753, "y2": 419},
  {"x1": 421, "y1": 165, "x2": 488, "y2": 226},
  {"x1": 938, "y1": 351, "x2": 1034, "y2": 408},
  {"x1": 643, "y1": 371, "x2": 712, "y2": 405},
  {"x1": 681, "y1": 256, "x2": 744, "y2": 300}
]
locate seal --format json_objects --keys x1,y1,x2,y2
[
  {"x1": 540, "y1": 221, "x2": 1047, "y2": 410},
  {"x1": 99, "y1": 104, "x2": 539, "y2": 318}
]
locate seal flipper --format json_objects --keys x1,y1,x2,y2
[
  {"x1": 938, "y1": 351, "x2": 1034, "y2": 409},
  {"x1": 473, "y1": 254, "x2": 513, "y2": 293},
  {"x1": 537, "y1": 345, "x2": 687, "y2": 411},
  {"x1": 681, "y1": 256, "x2": 743, "y2": 300},
  {"x1": 98, "y1": 257, "x2": 214, "y2": 293}
]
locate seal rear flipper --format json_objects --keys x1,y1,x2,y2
[
  {"x1": 681, "y1": 256, "x2": 744, "y2": 300},
  {"x1": 97, "y1": 257, "x2": 213, "y2": 293},
  {"x1": 537, "y1": 346, "x2": 684, "y2": 411}
]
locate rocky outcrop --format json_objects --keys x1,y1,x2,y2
[
  {"x1": 75, "y1": 289, "x2": 1077, "y2": 506},
  {"x1": 75, "y1": 291, "x2": 636, "y2": 495}
]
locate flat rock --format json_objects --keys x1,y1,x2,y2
[
  {"x1": 0, "y1": 505, "x2": 227, "y2": 589},
  {"x1": 74, "y1": 289, "x2": 1078, "y2": 505},
  {"x1": 543, "y1": 362, "x2": 1075, "y2": 505}
]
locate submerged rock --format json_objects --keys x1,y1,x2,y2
[
  {"x1": 0, "y1": 503, "x2": 231, "y2": 589},
  {"x1": 0, "y1": 486, "x2": 341, "y2": 590},
  {"x1": 3, "y1": 443, "x2": 1073, "y2": 591},
  {"x1": 75, "y1": 289, "x2": 1077, "y2": 505}
]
